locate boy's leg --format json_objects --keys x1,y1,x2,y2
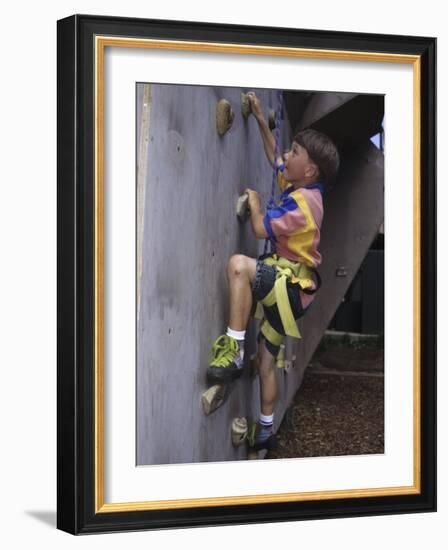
[
  {"x1": 227, "y1": 254, "x2": 257, "y2": 330},
  {"x1": 207, "y1": 255, "x2": 257, "y2": 384},
  {"x1": 248, "y1": 337, "x2": 278, "y2": 450},
  {"x1": 257, "y1": 337, "x2": 277, "y2": 416}
]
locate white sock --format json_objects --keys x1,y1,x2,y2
[
  {"x1": 260, "y1": 413, "x2": 274, "y2": 426},
  {"x1": 226, "y1": 327, "x2": 245, "y2": 361}
]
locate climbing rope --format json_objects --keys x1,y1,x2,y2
[{"x1": 264, "y1": 89, "x2": 284, "y2": 255}]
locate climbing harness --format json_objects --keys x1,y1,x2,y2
[{"x1": 253, "y1": 254, "x2": 321, "y2": 345}]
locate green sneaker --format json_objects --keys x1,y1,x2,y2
[{"x1": 207, "y1": 335, "x2": 243, "y2": 384}]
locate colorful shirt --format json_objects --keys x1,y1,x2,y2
[{"x1": 263, "y1": 171, "x2": 324, "y2": 308}]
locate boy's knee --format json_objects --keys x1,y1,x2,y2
[{"x1": 228, "y1": 254, "x2": 249, "y2": 277}]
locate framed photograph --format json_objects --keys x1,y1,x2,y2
[{"x1": 57, "y1": 14, "x2": 436, "y2": 534}]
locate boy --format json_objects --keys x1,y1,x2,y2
[{"x1": 207, "y1": 91, "x2": 339, "y2": 451}]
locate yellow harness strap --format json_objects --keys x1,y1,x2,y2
[
  {"x1": 254, "y1": 255, "x2": 315, "y2": 341},
  {"x1": 260, "y1": 319, "x2": 284, "y2": 347},
  {"x1": 263, "y1": 255, "x2": 315, "y2": 289}
]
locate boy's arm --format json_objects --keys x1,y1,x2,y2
[
  {"x1": 245, "y1": 188, "x2": 268, "y2": 240},
  {"x1": 247, "y1": 92, "x2": 283, "y2": 169}
]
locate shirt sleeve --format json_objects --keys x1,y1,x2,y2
[{"x1": 263, "y1": 194, "x2": 308, "y2": 241}]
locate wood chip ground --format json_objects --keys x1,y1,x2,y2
[{"x1": 268, "y1": 346, "x2": 384, "y2": 459}]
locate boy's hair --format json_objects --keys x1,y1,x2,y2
[{"x1": 294, "y1": 129, "x2": 340, "y2": 184}]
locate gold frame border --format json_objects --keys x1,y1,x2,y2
[{"x1": 94, "y1": 36, "x2": 422, "y2": 514}]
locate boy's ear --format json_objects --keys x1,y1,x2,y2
[{"x1": 305, "y1": 162, "x2": 319, "y2": 180}]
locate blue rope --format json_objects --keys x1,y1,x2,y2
[{"x1": 264, "y1": 90, "x2": 284, "y2": 255}]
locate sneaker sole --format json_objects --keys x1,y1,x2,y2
[
  {"x1": 251, "y1": 435, "x2": 277, "y2": 452},
  {"x1": 207, "y1": 368, "x2": 243, "y2": 385}
]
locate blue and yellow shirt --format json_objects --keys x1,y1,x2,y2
[{"x1": 263, "y1": 171, "x2": 324, "y2": 270}]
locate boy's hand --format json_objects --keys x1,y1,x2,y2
[
  {"x1": 246, "y1": 91, "x2": 275, "y2": 168},
  {"x1": 245, "y1": 188, "x2": 261, "y2": 213},
  {"x1": 245, "y1": 188, "x2": 268, "y2": 239},
  {"x1": 247, "y1": 92, "x2": 263, "y2": 121}
]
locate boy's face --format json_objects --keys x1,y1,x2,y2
[{"x1": 283, "y1": 141, "x2": 319, "y2": 184}]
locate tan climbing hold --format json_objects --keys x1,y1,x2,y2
[
  {"x1": 241, "y1": 92, "x2": 251, "y2": 119},
  {"x1": 231, "y1": 417, "x2": 248, "y2": 447},
  {"x1": 268, "y1": 108, "x2": 276, "y2": 130},
  {"x1": 236, "y1": 193, "x2": 249, "y2": 221},
  {"x1": 202, "y1": 384, "x2": 228, "y2": 415},
  {"x1": 216, "y1": 99, "x2": 235, "y2": 136}
]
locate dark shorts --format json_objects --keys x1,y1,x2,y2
[{"x1": 251, "y1": 258, "x2": 305, "y2": 358}]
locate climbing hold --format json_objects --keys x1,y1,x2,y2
[
  {"x1": 241, "y1": 92, "x2": 251, "y2": 119},
  {"x1": 336, "y1": 266, "x2": 348, "y2": 277},
  {"x1": 284, "y1": 353, "x2": 296, "y2": 374},
  {"x1": 236, "y1": 193, "x2": 249, "y2": 221},
  {"x1": 231, "y1": 417, "x2": 248, "y2": 446},
  {"x1": 216, "y1": 99, "x2": 235, "y2": 135},
  {"x1": 201, "y1": 384, "x2": 230, "y2": 415},
  {"x1": 268, "y1": 108, "x2": 276, "y2": 130}
]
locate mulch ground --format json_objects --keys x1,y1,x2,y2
[{"x1": 267, "y1": 355, "x2": 384, "y2": 459}]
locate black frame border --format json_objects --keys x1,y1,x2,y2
[{"x1": 57, "y1": 14, "x2": 436, "y2": 535}]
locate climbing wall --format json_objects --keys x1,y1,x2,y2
[
  {"x1": 136, "y1": 83, "x2": 384, "y2": 465},
  {"x1": 136, "y1": 83, "x2": 292, "y2": 465}
]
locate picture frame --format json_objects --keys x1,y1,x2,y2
[{"x1": 57, "y1": 14, "x2": 436, "y2": 535}]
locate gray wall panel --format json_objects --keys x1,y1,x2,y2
[{"x1": 136, "y1": 84, "x2": 291, "y2": 465}]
